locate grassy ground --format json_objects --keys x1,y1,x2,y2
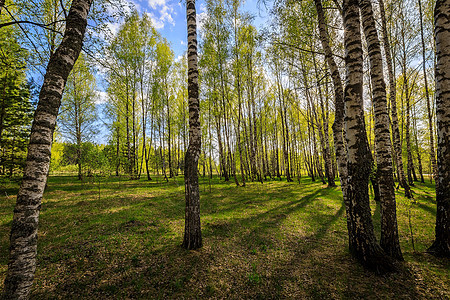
[{"x1": 0, "y1": 175, "x2": 448, "y2": 299}]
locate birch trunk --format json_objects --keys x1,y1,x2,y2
[
  {"x1": 183, "y1": 0, "x2": 202, "y2": 250},
  {"x1": 314, "y1": 0, "x2": 349, "y2": 233},
  {"x1": 404, "y1": 72, "x2": 415, "y2": 186},
  {"x1": 314, "y1": 64, "x2": 334, "y2": 187},
  {"x1": 377, "y1": 0, "x2": 412, "y2": 198},
  {"x1": 428, "y1": 0, "x2": 450, "y2": 257},
  {"x1": 2, "y1": 0, "x2": 93, "y2": 298},
  {"x1": 418, "y1": 0, "x2": 438, "y2": 186},
  {"x1": 360, "y1": 0, "x2": 403, "y2": 260},
  {"x1": 342, "y1": 0, "x2": 394, "y2": 272}
]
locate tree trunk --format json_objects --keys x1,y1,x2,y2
[
  {"x1": 216, "y1": 116, "x2": 228, "y2": 181},
  {"x1": 377, "y1": 0, "x2": 412, "y2": 198},
  {"x1": 2, "y1": 0, "x2": 93, "y2": 298},
  {"x1": 418, "y1": 0, "x2": 438, "y2": 186},
  {"x1": 75, "y1": 94, "x2": 82, "y2": 181},
  {"x1": 167, "y1": 89, "x2": 173, "y2": 178},
  {"x1": 125, "y1": 75, "x2": 132, "y2": 177},
  {"x1": 413, "y1": 103, "x2": 425, "y2": 183},
  {"x1": 360, "y1": 0, "x2": 403, "y2": 260},
  {"x1": 314, "y1": 0, "x2": 348, "y2": 204},
  {"x1": 342, "y1": 0, "x2": 394, "y2": 273},
  {"x1": 116, "y1": 125, "x2": 120, "y2": 176},
  {"x1": 183, "y1": 0, "x2": 202, "y2": 250},
  {"x1": 404, "y1": 73, "x2": 415, "y2": 186},
  {"x1": 276, "y1": 68, "x2": 292, "y2": 183},
  {"x1": 0, "y1": 97, "x2": 6, "y2": 145},
  {"x1": 315, "y1": 56, "x2": 335, "y2": 187},
  {"x1": 428, "y1": 0, "x2": 450, "y2": 257},
  {"x1": 132, "y1": 87, "x2": 137, "y2": 179}
]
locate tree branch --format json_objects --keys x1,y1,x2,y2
[
  {"x1": 273, "y1": 40, "x2": 345, "y2": 60},
  {"x1": 0, "y1": 19, "x2": 64, "y2": 34}
]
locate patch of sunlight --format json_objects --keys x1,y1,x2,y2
[
  {"x1": 43, "y1": 196, "x2": 72, "y2": 204},
  {"x1": 104, "y1": 205, "x2": 133, "y2": 214}
]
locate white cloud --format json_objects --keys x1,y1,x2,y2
[
  {"x1": 144, "y1": 0, "x2": 175, "y2": 29},
  {"x1": 107, "y1": 21, "x2": 121, "y2": 36},
  {"x1": 148, "y1": 0, "x2": 167, "y2": 9},
  {"x1": 160, "y1": 5, "x2": 175, "y2": 26},
  {"x1": 197, "y1": 11, "x2": 207, "y2": 32},
  {"x1": 146, "y1": 12, "x2": 165, "y2": 29},
  {"x1": 180, "y1": 40, "x2": 186, "y2": 45},
  {"x1": 96, "y1": 90, "x2": 108, "y2": 105},
  {"x1": 200, "y1": 3, "x2": 206, "y2": 13}
]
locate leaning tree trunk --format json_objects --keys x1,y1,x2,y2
[
  {"x1": 2, "y1": 0, "x2": 93, "y2": 298},
  {"x1": 183, "y1": 0, "x2": 202, "y2": 250},
  {"x1": 428, "y1": 0, "x2": 450, "y2": 257},
  {"x1": 360, "y1": 0, "x2": 403, "y2": 260},
  {"x1": 342, "y1": 0, "x2": 394, "y2": 273},
  {"x1": 377, "y1": 0, "x2": 412, "y2": 198}
]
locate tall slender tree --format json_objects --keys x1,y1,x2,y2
[
  {"x1": 183, "y1": 0, "x2": 202, "y2": 250},
  {"x1": 342, "y1": 0, "x2": 394, "y2": 272},
  {"x1": 377, "y1": 0, "x2": 412, "y2": 198},
  {"x1": 360, "y1": 0, "x2": 402, "y2": 260},
  {"x1": 58, "y1": 54, "x2": 98, "y2": 180},
  {"x1": 418, "y1": 0, "x2": 438, "y2": 186},
  {"x1": 2, "y1": 0, "x2": 94, "y2": 298},
  {"x1": 428, "y1": 0, "x2": 450, "y2": 257},
  {"x1": 314, "y1": 0, "x2": 348, "y2": 227}
]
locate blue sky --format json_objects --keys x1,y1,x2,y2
[
  {"x1": 94, "y1": 0, "x2": 270, "y2": 144},
  {"x1": 126, "y1": 0, "x2": 269, "y2": 59}
]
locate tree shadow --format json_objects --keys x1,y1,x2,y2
[
  {"x1": 414, "y1": 202, "x2": 436, "y2": 217},
  {"x1": 202, "y1": 189, "x2": 321, "y2": 241},
  {"x1": 5, "y1": 177, "x2": 443, "y2": 299}
]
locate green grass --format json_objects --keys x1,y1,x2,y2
[{"x1": 0, "y1": 175, "x2": 448, "y2": 299}]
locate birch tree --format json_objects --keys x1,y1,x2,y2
[
  {"x1": 314, "y1": 0, "x2": 348, "y2": 231},
  {"x1": 58, "y1": 54, "x2": 98, "y2": 180},
  {"x1": 359, "y1": 0, "x2": 402, "y2": 260},
  {"x1": 183, "y1": 0, "x2": 202, "y2": 250},
  {"x1": 377, "y1": 0, "x2": 412, "y2": 198},
  {"x1": 342, "y1": 0, "x2": 394, "y2": 272},
  {"x1": 2, "y1": 0, "x2": 94, "y2": 297},
  {"x1": 428, "y1": 0, "x2": 450, "y2": 257}
]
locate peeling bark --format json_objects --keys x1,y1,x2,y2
[{"x1": 2, "y1": 0, "x2": 93, "y2": 298}]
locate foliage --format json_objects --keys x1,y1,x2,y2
[
  {"x1": 0, "y1": 13, "x2": 35, "y2": 176},
  {"x1": 1, "y1": 0, "x2": 126, "y2": 76},
  {"x1": 52, "y1": 142, "x2": 111, "y2": 176},
  {"x1": 58, "y1": 53, "x2": 98, "y2": 144}
]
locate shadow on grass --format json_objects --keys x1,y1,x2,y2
[
  {"x1": 414, "y1": 202, "x2": 436, "y2": 217},
  {"x1": 0, "y1": 176, "x2": 446, "y2": 299},
  {"x1": 202, "y1": 189, "x2": 321, "y2": 240}
]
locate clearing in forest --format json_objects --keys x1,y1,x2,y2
[{"x1": 0, "y1": 176, "x2": 448, "y2": 299}]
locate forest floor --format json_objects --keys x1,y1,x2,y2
[{"x1": 0, "y1": 175, "x2": 449, "y2": 299}]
